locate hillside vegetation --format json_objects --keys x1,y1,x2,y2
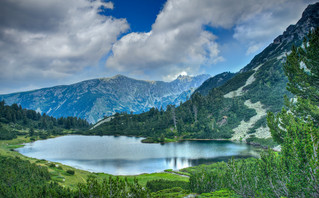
[{"x1": 0, "y1": 101, "x2": 91, "y2": 140}]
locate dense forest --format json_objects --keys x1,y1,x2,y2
[{"x1": 0, "y1": 101, "x2": 91, "y2": 140}]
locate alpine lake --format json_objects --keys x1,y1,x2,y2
[{"x1": 17, "y1": 135, "x2": 260, "y2": 175}]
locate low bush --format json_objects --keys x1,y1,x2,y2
[{"x1": 66, "y1": 170, "x2": 75, "y2": 175}]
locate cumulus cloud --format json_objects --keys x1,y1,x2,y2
[
  {"x1": 0, "y1": 0, "x2": 128, "y2": 93},
  {"x1": 0, "y1": 0, "x2": 316, "y2": 93},
  {"x1": 106, "y1": 0, "x2": 315, "y2": 81}
]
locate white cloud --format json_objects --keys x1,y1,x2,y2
[
  {"x1": 233, "y1": 0, "x2": 318, "y2": 55},
  {"x1": 246, "y1": 43, "x2": 264, "y2": 55},
  {"x1": 0, "y1": 0, "x2": 316, "y2": 93},
  {"x1": 0, "y1": 0, "x2": 129, "y2": 93},
  {"x1": 106, "y1": 0, "x2": 314, "y2": 80}
]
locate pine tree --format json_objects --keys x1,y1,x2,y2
[
  {"x1": 267, "y1": 27, "x2": 319, "y2": 197},
  {"x1": 29, "y1": 128, "x2": 35, "y2": 137}
]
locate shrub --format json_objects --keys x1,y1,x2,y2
[
  {"x1": 49, "y1": 163, "x2": 56, "y2": 168},
  {"x1": 146, "y1": 179, "x2": 189, "y2": 192},
  {"x1": 66, "y1": 170, "x2": 75, "y2": 175}
]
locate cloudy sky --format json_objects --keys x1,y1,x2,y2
[{"x1": 0, "y1": 0, "x2": 317, "y2": 94}]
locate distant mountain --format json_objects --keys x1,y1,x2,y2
[{"x1": 0, "y1": 74, "x2": 210, "y2": 123}]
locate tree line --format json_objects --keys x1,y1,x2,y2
[{"x1": 0, "y1": 101, "x2": 91, "y2": 140}]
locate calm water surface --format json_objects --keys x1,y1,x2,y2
[{"x1": 17, "y1": 135, "x2": 259, "y2": 175}]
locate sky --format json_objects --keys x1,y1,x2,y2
[{"x1": 0, "y1": 0, "x2": 317, "y2": 94}]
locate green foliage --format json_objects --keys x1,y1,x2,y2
[
  {"x1": 0, "y1": 156, "x2": 73, "y2": 198},
  {"x1": 0, "y1": 155, "x2": 154, "y2": 197},
  {"x1": 189, "y1": 28, "x2": 319, "y2": 198},
  {"x1": 218, "y1": 70, "x2": 254, "y2": 94},
  {"x1": 66, "y1": 169, "x2": 75, "y2": 175},
  {"x1": 198, "y1": 189, "x2": 237, "y2": 198},
  {"x1": 245, "y1": 136, "x2": 277, "y2": 148},
  {"x1": 0, "y1": 101, "x2": 91, "y2": 140},
  {"x1": 29, "y1": 127, "x2": 34, "y2": 137},
  {"x1": 76, "y1": 176, "x2": 149, "y2": 198},
  {"x1": 146, "y1": 179, "x2": 189, "y2": 192},
  {"x1": 0, "y1": 123, "x2": 17, "y2": 140},
  {"x1": 49, "y1": 163, "x2": 56, "y2": 168},
  {"x1": 150, "y1": 187, "x2": 189, "y2": 198},
  {"x1": 247, "y1": 116, "x2": 267, "y2": 134},
  {"x1": 267, "y1": 27, "x2": 319, "y2": 197},
  {"x1": 195, "y1": 72, "x2": 235, "y2": 96},
  {"x1": 89, "y1": 86, "x2": 256, "y2": 140}
]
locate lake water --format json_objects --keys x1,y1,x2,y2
[{"x1": 17, "y1": 135, "x2": 259, "y2": 175}]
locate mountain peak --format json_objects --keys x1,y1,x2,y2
[
  {"x1": 176, "y1": 75, "x2": 191, "y2": 80},
  {"x1": 100, "y1": 74, "x2": 130, "y2": 81},
  {"x1": 273, "y1": 2, "x2": 319, "y2": 45},
  {"x1": 111, "y1": 74, "x2": 128, "y2": 79},
  {"x1": 302, "y1": 2, "x2": 319, "y2": 19}
]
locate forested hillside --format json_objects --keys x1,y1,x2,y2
[
  {"x1": 0, "y1": 101, "x2": 91, "y2": 140},
  {"x1": 189, "y1": 26, "x2": 319, "y2": 198}
]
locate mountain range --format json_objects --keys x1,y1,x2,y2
[{"x1": 0, "y1": 74, "x2": 210, "y2": 123}]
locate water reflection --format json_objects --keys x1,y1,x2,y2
[{"x1": 17, "y1": 135, "x2": 260, "y2": 175}]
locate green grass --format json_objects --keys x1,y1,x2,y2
[
  {"x1": 164, "y1": 169, "x2": 191, "y2": 176},
  {"x1": 150, "y1": 187, "x2": 190, "y2": 198},
  {"x1": 198, "y1": 189, "x2": 239, "y2": 198}
]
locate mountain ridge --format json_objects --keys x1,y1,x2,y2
[{"x1": 0, "y1": 74, "x2": 210, "y2": 123}]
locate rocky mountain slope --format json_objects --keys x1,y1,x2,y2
[
  {"x1": 194, "y1": 2, "x2": 319, "y2": 142},
  {"x1": 0, "y1": 74, "x2": 210, "y2": 123}
]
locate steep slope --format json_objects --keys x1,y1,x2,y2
[
  {"x1": 0, "y1": 74, "x2": 210, "y2": 123},
  {"x1": 194, "y1": 72, "x2": 235, "y2": 96}
]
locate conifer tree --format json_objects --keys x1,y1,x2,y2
[{"x1": 267, "y1": 27, "x2": 319, "y2": 197}]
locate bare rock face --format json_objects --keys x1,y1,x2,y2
[{"x1": 0, "y1": 74, "x2": 210, "y2": 123}]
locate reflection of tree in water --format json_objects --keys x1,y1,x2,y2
[{"x1": 165, "y1": 157, "x2": 190, "y2": 169}]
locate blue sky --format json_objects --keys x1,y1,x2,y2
[
  {"x1": 101, "y1": 0, "x2": 167, "y2": 32},
  {"x1": 0, "y1": 0, "x2": 317, "y2": 94}
]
